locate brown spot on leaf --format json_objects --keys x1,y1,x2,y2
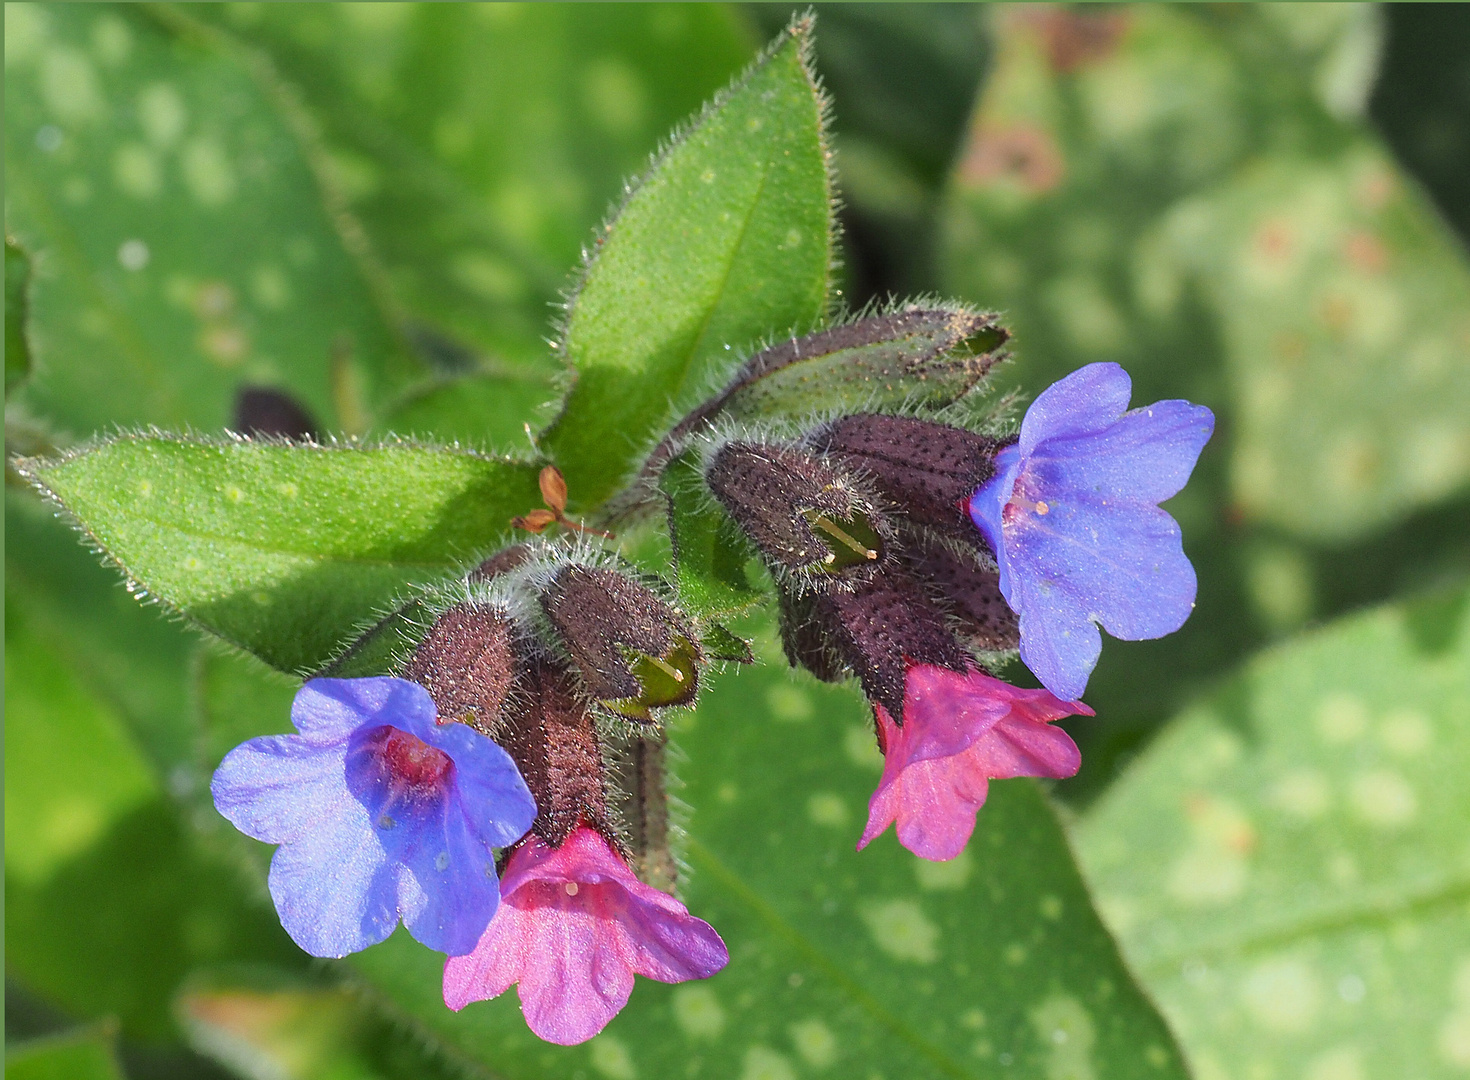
[
  {"x1": 959, "y1": 124, "x2": 1065, "y2": 193},
  {"x1": 1024, "y1": 6, "x2": 1130, "y2": 72}
]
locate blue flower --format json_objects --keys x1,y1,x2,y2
[
  {"x1": 967, "y1": 363, "x2": 1214, "y2": 700},
  {"x1": 211, "y1": 677, "x2": 537, "y2": 959}
]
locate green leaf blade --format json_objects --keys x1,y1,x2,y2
[
  {"x1": 23, "y1": 436, "x2": 542, "y2": 672},
  {"x1": 545, "y1": 19, "x2": 835, "y2": 509},
  {"x1": 1077, "y1": 583, "x2": 1470, "y2": 1078}
]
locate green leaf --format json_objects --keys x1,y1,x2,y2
[
  {"x1": 5, "y1": 489, "x2": 196, "y2": 774},
  {"x1": 345, "y1": 612, "x2": 1187, "y2": 1079},
  {"x1": 4, "y1": 1029, "x2": 126, "y2": 1080},
  {"x1": 21, "y1": 435, "x2": 542, "y2": 673},
  {"x1": 6, "y1": 235, "x2": 34, "y2": 396},
  {"x1": 5, "y1": 587, "x2": 303, "y2": 1042},
  {"x1": 2, "y1": 3, "x2": 420, "y2": 435},
  {"x1": 371, "y1": 371, "x2": 556, "y2": 453},
  {"x1": 1076, "y1": 583, "x2": 1470, "y2": 1079},
  {"x1": 544, "y1": 18, "x2": 836, "y2": 510},
  {"x1": 661, "y1": 449, "x2": 759, "y2": 621},
  {"x1": 186, "y1": 3, "x2": 755, "y2": 372}
]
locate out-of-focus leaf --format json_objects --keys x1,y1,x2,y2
[
  {"x1": 4, "y1": 1028, "x2": 126, "y2": 1080},
  {"x1": 345, "y1": 612, "x2": 1187, "y2": 1079},
  {"x1": 20, "y1": 436, "x2": 542, "y2": 673},
  {"x1": 188, "y1": 3, "x2": 755, "y2": 372},
  {"x1": 661, "y1": 450, "x2": 758, "y2": 621},
  {"x1": 544, "y1": 18, "x2": 836, "y2": 510},
  {"x1": 371, "y1": 371, "x2": 556, "y2": 453},
  {"x1": 5, "y1": 490, "x2": 196, "y2": 774},
  {"x1": 5, "y1": 586, "x2": 303, "y2": 1042},
  {"x1": 3, "y1": 585, "x2": 158, "y2": 887},
  {"x1": 6, "y1": 235, "x2": 34, "y2": 396},
  {"x1": 1077, "y1": 582, "x2": 1470, "y2": 1080},
  {"x1": 937, "y1": 4, "x2": 1470, "y2": 798},
  {"x1": 2, "y1": 3, "x2": 419, "y2": 434},
  {"x1": 177, "y1": 974, "x2": 374, "y2": 1080},
  {"x1": 1157, "y1": 147, "x2": 1470, "y2": 541}
]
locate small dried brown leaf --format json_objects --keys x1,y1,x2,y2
[{"x1": 539, "y1": 465, "x2": 569, "y2": 514}]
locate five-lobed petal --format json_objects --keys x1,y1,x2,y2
[
  {"x1": 211, "y1": 677, "x2": 536, "y2": 959},
  {"x1": 443, "y1": 824, "x2": 728, "y2": 1045},
  {"x1": 859, "y1": 665, "x2": 1091, "y2": 861},
  {"x1": 968, "y1": 362, "x2": 1214, "y2": 700}
]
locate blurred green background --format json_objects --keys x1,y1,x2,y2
[{"x1": 6, "y1": 4, "x2": 1470, "y2": 1078}]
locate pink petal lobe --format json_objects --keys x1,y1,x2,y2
[
  {"x1": 442, "y1": 825, "x2": 727, "y2": 1046},
  {"x1": 860, "y1": 668, "x2": 1090, "y2": 861}
]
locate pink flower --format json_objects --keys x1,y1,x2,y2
[
  {"x1": 858, "y1": 665, "x2": 1092, "y2": 861},
  {"x1": 442, "y1": 824, "x2": 728, "y2": 1045}
]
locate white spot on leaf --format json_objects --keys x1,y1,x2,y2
[
  {"x1": 861, "y1": 900, "x2": 938, "y2": 964},
  {"x1": 671, "y1": 984, "x2": 725, "y2": 1040}
]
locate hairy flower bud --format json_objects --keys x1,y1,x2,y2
[
  {"x1": 706, "y1": 441, "x2": 884, "y2": 575},
  {"x1": 902, "y1": 539, "x2": 1019, "y2": 652},
  {"x1": 540, "y1": 566, "x2": 699, "y2": 722},
  {"x1": 498, "y1": 657, "x2": 616, "y2": 849},
  {"x1": 810, "y1": 413, "x2": 1005, "y2": 542},
  {"x1": 404, "y1": 603, "x2": 520, "y2": 734}
]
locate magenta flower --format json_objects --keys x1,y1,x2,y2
[
  {"x1": 211, "y1": 677, "x2": 536, "y2": 958},
  {"x1": 858, "y1": 664, "x2": 1092, "y2": 861},
  {"x1": 443, "y1": 824, "x2": 728, "y2": 1045},
  {"x1": 968, "y1": 362, "x2": 1214, "y2": 700}
]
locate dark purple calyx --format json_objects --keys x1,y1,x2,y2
[
  {"x1": 904, "y1": 539, "x2": 1019, "y2": 652},
  {"x1": 498, "y1": 657, "x2": 617, "y2": 849},
  {"x1": 706, "y1": 441, "x2": 885, "y2": 575},
  {"x1": 540, "y1": 566, "x2": 699, "y2": 723},
  {"x1": 404, "y1": 603, "x2": 518, "y2": 735},
  {"x1": 811, "y1": 414, "x2": 1008, "y2": 543}
]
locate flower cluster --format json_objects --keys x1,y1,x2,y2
[
  {"x1": 704, "y1": 361, "x2": 1212, "y2": 858},
  {"x1": 211, "y1": 360, "x2": 1210, "y2": 1047}
]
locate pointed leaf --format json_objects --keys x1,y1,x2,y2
[
  {"x1": 543, "y1": 18, "x2": 836, "y2": 509},
  {"x1": 4, "y1": 1029, "x2": 126, "y2": 1080},
  {"x1": 19, "y1": 436, "x2": 542, "y2": 673}
]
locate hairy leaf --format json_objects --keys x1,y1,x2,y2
[
  {"x1": 186, "y1": 3, "x2": 754, "y2": 373},
  {"x1": 543, "y1": 17, "x2": 835, "y2": 509},
  {"x1": 1078, "y1": 582, "x2": 1470, "y2": 1079},
  {"x1": 20, "y1": 436, "x2": 542, "y2": 673},
  {"x1": 661, "y1": 449, "x2": 759, "y2": 621}
]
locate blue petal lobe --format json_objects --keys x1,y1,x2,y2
[
  {"x1": 1012, "y1": 574, "x2": 1103, "y2": 702},
  {"x1": 1033, "y1": 399, "x2": 1214, "y2": 505},
  {"x1": 1019, "y1": 362, "x2": 1131, "y2": 455},
  {"x1": 394, "y1": 793, "x2": 501, "y2": 956},
  {"x1": 267, "y1": 794, "x2": 395, "y2": 957},
  {"x1": 212, "y1": 736, "x2": 350, "y2": 844},
  {"x1": 292, "y1": 677, "x2": 435, "y2": 745}
]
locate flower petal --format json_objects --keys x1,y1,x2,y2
[
  {"x1": 409, "y1": 717, "x2": 537, "y2": 850},
  {"x1": 443, "y1": 828, "x2": 727, "y2": 1045},
  {"x1": 292, "y1": 677, "x2": 435, "y2": 745},
  {"x1": 1018, "y1": 362, "x2": 1132, "y2": 454},
  {"x1": 968, "y1": 713, "x2": 1082, "y2": 780},
  {"x1": 211, "y1": 736, "x2": 351, "y2": 844},
  {"x1": 1031, "y1": 398, "x2": 1214, "y2": 506},
  {"x1": 394, "y1": 794, "x2": 501, "y2": 956},
  {"x1": 861, "y1": 725, "x2": 991, "y2": 863},
  {"x1": 266, "y1": 794, "x2": 395, "y2": 957}
]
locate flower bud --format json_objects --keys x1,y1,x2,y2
[
  {"x1": 706, "y1": 441, "x2": 885, "y2": 575},
  {"x1": 403, "y1": 603, "x2": 519, "y2": 734},
  {"x1": 810, "y1": 413, "x2": 1005, "y2": 542},
  {"x1": 539, "y1": 566, "x2": 699, "y2": 722}
]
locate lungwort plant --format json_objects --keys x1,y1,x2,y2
[{"x1": 10, "y1": 11, "x2": 1214, "y2": 1076}]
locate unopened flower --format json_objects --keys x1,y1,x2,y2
[
  {"x1": 540, "y1": 565, "x2": 699, "y2": 722},
  {"x1": 859, "y1": 665, "x2": 1091, "y2": 861},
  {"x1": 211, "y1": 677, "x2": 536, "y2": 958},
  {"x1": 443, "y1": 824, "x2": 728, "y2": 1045},
  {"x1": 968, "y1": 362, "x2": 1214, "y2": 700}
]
